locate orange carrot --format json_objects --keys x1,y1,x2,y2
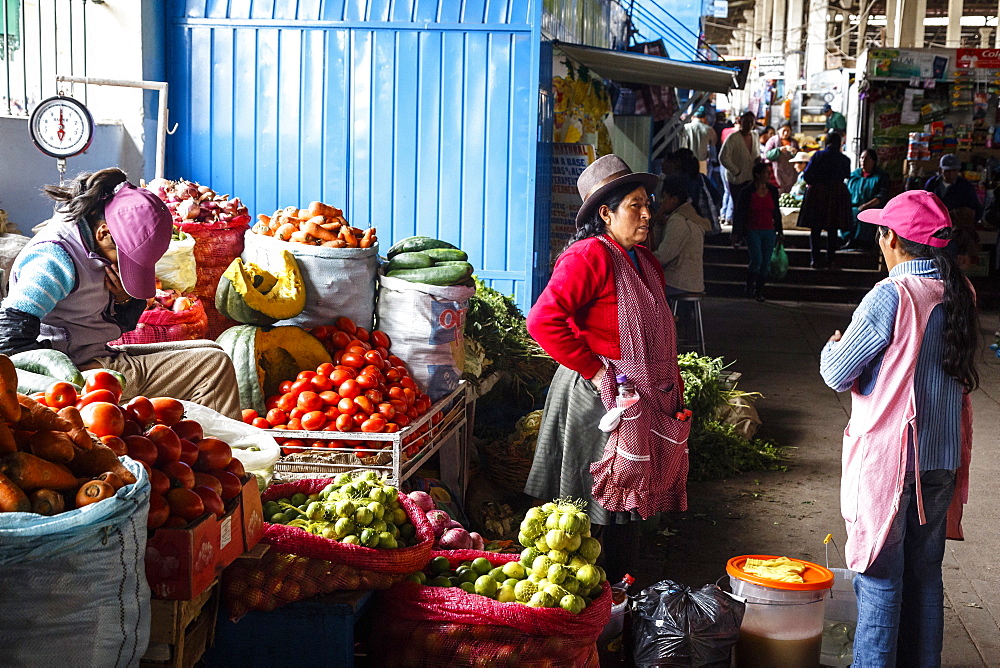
[
  {"x1": 0, "y1": 423, "x2": 15, "y2": 455},
  {"x1": 0, "y1": 471, "x2": 30, "y2": 512},
  {"x1": 97, "y1": 472, "x2": 125, "y2": 491},
  {"x1": 301, "y1": 217, "x2": 338, "y2": 242},
  {"x1": 257, "y1": 213, "x2": 271, "y2": 227},
  {"x1": 57, "y1": 406, "x2": 95, "y2": 451},
  {"x1": 359, "y1": 228, "x2": 377, "y2": 249},
  {"x1": 321, "y1": 239, "x2": 347, "y2": 248},
  {"x1": 340, "y1": 227, "x2": 359, "y2": 248},
  {"x1": 275, "y1": 222, "x2": 297, "y2": 242},
  {"x1": 0, "y1": 452, "x2": 78, "y2": 491},
  {"x1": 76, "y1": 479, "x2": 115, "y2": 507},
  {"x1": 289, "y1": 230, "x2": 316, "y2": 245},
  {"x1": 0, "y1": 355, "x2": 20, "y2": 423},
  {"x1": 29, "y1": 431, "x2": 75, "y2": 463},
  {"x1": 29, "y1": 488, "x2": 65, "y2": 515},
  {"x1": 65, "y1": 441, "x2": 137, "y2": 485},
  {"x1": 16, "y1": 394, "x2": 72, "y2": 432}
]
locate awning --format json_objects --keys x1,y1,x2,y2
[{"x1": 554, "y1": 41, "x2": 740, "y2": 94}]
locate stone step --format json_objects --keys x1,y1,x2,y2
[
  {"x1": 705, "y1": 261, "x2": 883, "y2": 287},
  {"x1": 705, "y1": 278, "x2": 870, "y2": 304},
  {"x1": 704, "y1": 244, "x2": 881, "y2": 271}
]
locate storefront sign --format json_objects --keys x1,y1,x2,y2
[
  {"x1": 956, "y1": 48, "x2": 1000, "y2": 69},
  {"x1": 549, "y1": 143, "x2": 597, "y2": 267},
  {"x1": 757, "y1": 54, "x2": 785, "y2": 78},
  {"x1": 712, "y1": 0, "x2": 728, "y2": 19},
  {"x1": 868, "y1": 49, "x2": 949, "y2": 79}
]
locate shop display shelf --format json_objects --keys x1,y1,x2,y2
[{"x1": 269, "y1": 381, "x2": 467, "y2": 486}]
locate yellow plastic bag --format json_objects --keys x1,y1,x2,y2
[{"x1": 155, "y1": 234, "x2": 196, "y2": 292}]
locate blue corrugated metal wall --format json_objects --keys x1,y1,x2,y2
[{"x1": 164, "y1": 0, "x2": 541, "y2": 310}]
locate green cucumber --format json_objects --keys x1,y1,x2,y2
[
  {"x1": 15, "y1": 369, "x2": 80, "y2": 395},
  {"x1": 10, "y1": 349, "x2": 84, "y2": 387},
  {"x1": 386, "y1": 236, "x2": 458, "y2": 259},
  {"x1": 423, "y1": 248, "x2": 468, "y2": 262},
  {"x1": 434, "y1": 260, "x2": 473, "y2": 266},
  {"x1": 385, "y1": 262, "x2": 474, "y2": 286},
  {"x1": 386, "y1": 251, "x2": 434, "y2": 272}
]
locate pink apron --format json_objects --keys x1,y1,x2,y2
[
  {"x1": 841, "y1": 274, "x2": 972, "y2": 572},
  {"x1": 589, "y1": 235, "x2": 690, "y2": 518}
]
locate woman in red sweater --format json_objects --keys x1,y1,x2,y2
[{"x1": 525, "y1": 155, "x2": 689, "y2": 582}]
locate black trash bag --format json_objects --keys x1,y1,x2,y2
[{"x1": 632, "y1": 580, "x2": 745, "y2": 667}]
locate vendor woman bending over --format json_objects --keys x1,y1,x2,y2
[{"x1": 0, "y1": 168, "x2": 241, "y2": 418}]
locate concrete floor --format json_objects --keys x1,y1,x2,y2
[{"x1": 638, "y1": 296, "x2": 1000, "y2": 667}]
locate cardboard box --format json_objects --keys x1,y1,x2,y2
[
  {"x1": 146, "y1": 512, "x2": 221, "y2": 601},
  {"x1": 239, "y1": 473, "x2": 264, "y2": 554},
  {"x1": 215, "y1": 498, "x2": 244, "y2": 570}
]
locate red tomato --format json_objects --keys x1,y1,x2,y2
[
  {"x1": 316, "y1": 362, "x2": 335, "y2": 377},
  {"x1": 311, "y1": 326, "x2": 334, "y2": 340},
  {"x1": 124, "y1": 435, "x2": 157, "y2": 466},
  {"x1": 80, "y1": 402, "x2": 125, "y2": 437},
  {"x1": 30, "y1": 393, "x2": 47, "y2": 405},
  {"x1": 224, "y1": 457, "x2": 246, "y2": 478},
  {"x1": 353, "y1": 396, "x2": 374, "y2": 415},
  {"x1": 280, "y1": 439, "x2": 304, "y2": 456},
  {"x1": 241, "y1": 409, "x2": 258, "y2": 424},
  {"x1": 319, "y1": 390, "x2": 341, "y2": 406},
  {"x1": 307, "y1": 440, "x2": 329, "y2": 450},
  {"x1": 405, "y1": 406, "x2": 419, "y2": 419},
  {"x1": 385, "y1": 423, "x2": 400, "y2": 433},
  {"x1": 400, "y1": 376, "x2": 418, "y2": 391},
  {"x1": 377, "y1": 402, "x2": 396, "y2": 420},
  {"x1": 121, "y1": 418, "x2": 142, "y2": 438},
  {"x1": 120, "y1": 397, "x2": 153, "y2": 428},
  {"x1": 194, "y1": 472, "x2": 223, "y2": 496},
  {"x1": 301, "y1": 411, "x2": 326, "y2": 431},
  {"x1": 286, "y1": 418, "x2": 302, "y2": 431},
  {"x1": 147, "y1": 492, "x2": 170, "y2": 529},
  {"x1": 363, "y1": 350, "x2": 385, "y2": 368},
  {"x1": 101, "y1": 435, "x2": 128, "y2": 456},
  {"x1": 193, "y1": 486, "x2": 226, "y2": 518},
  {"x1": 413, "y1": 398, "x2": 431, "y2": 414},
  {"x1": 162, "y1": 460, "x2": 195, "y2": 490},
  {"x1": 337, "y1": 397, "x2": 358, "y2": 415},
  {"x1": 147, "y1": 424, "x2": 182, "y2": 466},
  {"x1": 355, "y1": 373, "x2": 377, "y2": 390},
  {"x1": 361, "y1": 416, "x2": 386, "y2": 433},
  {"x1": 335, "y1": 414, "x2": 354, "y2": 432},
  {"x1": 393, "y1": 414, "x2": 411, "y2": 428},
  {"x1": 389, "y1": 398, "x2": 408, "y2": 413},
  {"x1": 149, "y1": 468, "x2": 171, "y2": 496},
  {"x1": 297, "y1": 391, "x2": 323, "y2": 413},
  {"x1": 150, "y1": 397, "x2": 185, "y2": 426},
  {"x1": 346, "y1": 339, "x2": 371, "y2": 352},
  {"x1": 265, "y1": 408, "x2": 287, "y2": 427},
  {"x1": 338, "y1": 379, "x2": 361, "y2": 399},
  {"x1": 84, "y1": 370, "x2": 123, "y2": 402},
  {"x1": 330, "y1": 331, "x2": 352, "y2": 350},
  {"x1": 340, "y1": 352, "x2": 365, "y2": 369},
  {"x1": 178, "y1": 439, "x2": 199, "y2": 466},
  {"x1": 324, "y1": 407, "x2": 341, "y2": 421},
  {"x1": 265, "y1": 395, "x2": 281, "y2": 411},
  {"x1": 297, "y1": 370, "x2": 317, "y2": 381},
  {"x1": 77, "y1": 389, "x2": 118, "y2": 408},
  {"x1": 374, "y1": 346, "x2": 391, "y2": 361},
  {"x1": 165, "y1": 487, "x2": 204, "y2": 521},
  {"x1": 332, "y1": 350, "x2": 343, "y2": 365},
  {"x1": 364, "y1": 389, "x2": 383, "y2": 404},
  {"x1": 310, "y1": 374, "x2": 334, "y2": 393},
  {"x1": 279, "y1": 380, "x2": 294, "y2": 394},
  {"x1": 351, "y1": 412, "x2": 367, "y2": 428},
  {"x1": 276, "y1": 393, "x2": 297, "y2": 413},
  {"x1": 172, "y1": 419, "x2": 204, "y2": 443},
  {"x1": 290, "y1": 378, "x2": 312, "y2": 397},
  {"x1": 45, "y1": 382, "x2": 78, "y2": 409},
  {"x1": 387, "y1": 386, "x2": 406, "y2": 402},
  {"x1": 329, "y1": 369, "x2": 354, "y2": 386},
  {"x1": 335, "y1": 316, "x2": 357, "y2": 334},
  {"x1": 288, "y1": 407, "x2": 305, "y2": 420},
  {"x1": 388, "y1": 355, "x2": 406, "y2": 367},
  {"x1": 402, "y1": 388, "x2": 417, "y2": 405},
  {"x1": 251, "y1": 417, "x2": 270, "y2": 429},
  {"x1": 371, "y1": 330, "x2": 391, "y2": 349},
  {"x1": 196, "y1": 437, "x2": 233, "y2": 471},
  {"x1": 354, "y1": 326, "x2": 370, "y2": 343},
  {"x1": 208, "y1": 469, "x2": 243, "y2": 501},
  {"x1": 431, "y1": 411, "x2": 444, "y2": 426}
]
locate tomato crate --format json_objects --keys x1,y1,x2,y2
[{"x1": 270, "y1": 381, "x2": 467, "y2": 487}]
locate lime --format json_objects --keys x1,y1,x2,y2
[
  {"x1": 496, "y1": 584, "x2": 517, "y2": 603},
  {"x1": 367, "y1": 501, "x2": 385, "y2": 521},
  {"x1": 430, "y1": 556, "x2": 451, "y2": 574},
  {"x1": 391, "y1": 508, "x2": 408, "y2": 526},
  {"x1": 513, "y1": 580, "x2": 537, "y2": 602},
  {"x1": 474, "y1": 574, "x2": 498, "y2": 598},
  {"x1": 290, "y1": 492, "x2": 308, "y2": 506},
  {"x1": 489, "y1": 567, "x2": 506, "y2": 583},
  {"x1": 269, "y1": 512, "x2": 288, "y2": 524},
  {"x1": 544, "y1": 584, "x2": 569, "y2": 600},
  {"x1": 503, "y1": 578, "x2": 519, "y2": 589},
  {"x1": 377, "y1": 532, "x2": 397, "y2": 549},
  {"x1": 407, "y1": 571, "x2": 427, "y2": 585},
  {"x1": 560, "y1": 594, "x2": 585, "y2": 614},
  {"x1": 502, "y1": 561, "x2": 526, "y2": 580},
  {"x1": 263, "y1": 500, "x2": 280, "y2": 515},
  {"x1": 334, "y1": 517, "x2": 355, "y2": 538},
  {"x1": 307, "y1": 492, "x2": 321, "y2": 502},
  {"x1": 562, "y1": 576, "x2": 580, "y2": 595},
  {"x1": 400, "y1": 523, "x2": 416, "y2": 539},
  {"x1": 354, "y1": 507, "x2": 374, "y2": 526},
  {"x1": 342, "y1": 535, "x2": 360, "y2": 545},
  {"x1": 471, "y1": 557, "x2": 493, "y2": 575},
  {"x1": 459, "y1": 568, "x2": 479, "y2": 585},
  {"x1": 547, "y1": 563, "x2": 567, "y2": 584},
  {"x1": 449, "y1": 577, "x2": 462, "y2": 588},
  {"x1": 576, "y1": 564, "x2": 600, "y2": 590},
  {"x1": 547, "y1": 549, "x2": 569, "y2": 565},
  {"x1": 578, "y1": 537, "x2": 601, "y2": 563},
  {"x1": 360, "y1": 528, "x2": 379, "y2": 547},
  {"x1": 335, "y1": 499, "x2": 356, "y2": 518},
  {"x1": 459, "y1": 581, "x2": 476, "y2": 594},
  {"x1": 321, "y1": 526, "x2": 337, "y2": 540},
  {"x1": 430, "y1": 575, "x2": 451, "y2": 588},
  {"x1": 334, "y1": 473, "x2": 352, "y2": 485}
]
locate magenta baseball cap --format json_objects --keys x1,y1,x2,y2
[
  {"x1": 103, "y1": 182, "x2": 173, "y2": 298},
  {"x1": 857, "y1": 190, "x2": 951, "y2": 248}
]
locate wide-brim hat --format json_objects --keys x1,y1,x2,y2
[
  {"x1": 575, "y1": 155, "x2": 659, "y2": 227},
  {"x1": 789, "y1": 151, "x2": 812, "y2": 163}
]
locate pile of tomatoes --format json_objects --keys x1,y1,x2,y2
[
  {"x1": 242, "y1": 316, "x2": 441, "y2": 460},
  {"x1": 35, "y1": 374, "x2": 244, "y2": 529}
]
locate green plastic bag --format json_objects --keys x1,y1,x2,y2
[{"x1": 770, "y1": 241, "x2": 789, "y2": 280}]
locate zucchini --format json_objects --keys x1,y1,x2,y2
[
  {"x1": 386, "y1": 251, "x2": 434, "y2": 272},
  {"x1": 386, "y1": 262, "x2": 474, "y2": 286},
  {"x1": 386, "y1": 236, "x2": 458, "y2": 259},
  {"x1": 10, "y1": 349, "x2": 84, "y2": 387},
  {"x1": 423, "y1": 248, "x2": 468, "y2": 262},
  {"x1": 15, "y1": 369, "x2": 80, "y2": 395}
]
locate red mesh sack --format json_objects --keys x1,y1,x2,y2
[
  {"x1": 180, "y1": 225, "x2": 248, "y2": 298},
  {"x1": 367, "y1": 551, "x2": 611, "y2": 667},
  {"x1": 201, "y1": 301, "x2": 239, "y2": 340},
  {"x1": 110, "y1": 297, "x2": 208, "y2": 345},
  {"x1": 221, "y1": 477, "x2": 435, "y2": 621}
]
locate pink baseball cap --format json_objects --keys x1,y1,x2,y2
[
  {"x1": 857, "y1": 190, "x2": 951, "y2": 248},
  {"x1": 103, "y1": 182, "x2": 173, "y2": 298}
]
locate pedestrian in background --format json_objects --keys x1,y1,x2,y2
[
  {"x1": 680, "y1": 106, "x2": 718, "y2": 175},
  {"x1": 788, "y1": 151, "x2": 812, "y2": 202},
  {"x1": 824, "y1": 103, "x2": 847, "y2": 133},
  {"x1": 732, "y1": 163, "x2": 782, "y2": 301},
  {"x1": 843, "y1": 148, "x2": 890, "y2": 251},
  {"x1": 820, "y1": 190, "x2": 977, "y2": 667},
  {"x1": 799, "y1": 132, "x2": 851, "y2": 269},
  {"x1": 763, "y1": 122, "x2": 801, "y2": 193},
  {"x1": 650, "y1": 176, "x2": 710, "y2": 297},
  {"x1": 719, "y1": 111, "x2": 761, "y2": 225}
]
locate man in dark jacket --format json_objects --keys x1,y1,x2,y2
[{"x1": 924, "y1": 154, "x2": 982, "y2": 222}]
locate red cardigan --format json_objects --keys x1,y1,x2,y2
[{"x1": 527, "y1": 235, "x2": 666, "y2": 379}]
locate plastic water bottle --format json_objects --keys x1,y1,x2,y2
[{"x1": 615, "y1": 375, "x2": 638, "y2": 409}]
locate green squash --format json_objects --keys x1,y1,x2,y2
[
  {"x1": 216, "y1": 325, "x2": 332, "y2": 413},
  {"x1": 215, "y1": 250, "x2": 306, "y2": 326}
]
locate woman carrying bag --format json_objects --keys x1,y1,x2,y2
[
  {"x1": 525, "y1": 155, "x2": 689, "y2": 583},
  {"x1": 732, "y1": 164, "x2": 783, "y2": 302}
]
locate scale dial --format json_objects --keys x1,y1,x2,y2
[{"x1": 29, "y1": 95, "x2": 95, "y2": 159}]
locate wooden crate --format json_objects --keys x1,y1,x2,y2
[{"x1": 141, "y1": 581, "x2": 219, "y2": 667}]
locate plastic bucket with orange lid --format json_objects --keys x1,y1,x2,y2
[{"x1": 727, "y1": 554, "x2": 834, "y2": 668}]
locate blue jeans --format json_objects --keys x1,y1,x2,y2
[
  {"x1": 853, "y1": 469, "x2": 956, "y2": 667},
  {"x1": 745, "y1": 229, "x2": 776, "y2": 277},
  {"x1": 722, "y1": 172, "x2": 734, "y2": 221}
]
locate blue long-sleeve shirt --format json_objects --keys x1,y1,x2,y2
[{"x1": 820, "y1": 259, "x2": 960, "y2": 471}]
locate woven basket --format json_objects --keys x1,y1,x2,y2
[{"x1": 483, "y1": 444, "x2": 534, "y2": 495}]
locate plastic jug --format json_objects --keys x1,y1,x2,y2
[{"x1": 727, "y1": 555, "x2": 834, "y2": 668}]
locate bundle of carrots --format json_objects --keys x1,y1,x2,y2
[
  {"x1": 253, "y1": 200, "x2": 377, "y2": 248},
  {"x1": 0, "y1": 356, "x2": 136, "y2": 516}
]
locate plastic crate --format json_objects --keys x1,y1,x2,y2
[
  {"x1": 205, "y1": 590, "x2": 372, "y2": 667},
  {"x1": 270, "y1": 381, "x2": 467, "y2": 485}
]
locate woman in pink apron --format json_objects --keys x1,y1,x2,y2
[
  {"x1": 525, "y1": 155, "x2": 689, "y2": 582},
  {"x1": 820, "y1": 191, "x2": 978, "y2": 666}
]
